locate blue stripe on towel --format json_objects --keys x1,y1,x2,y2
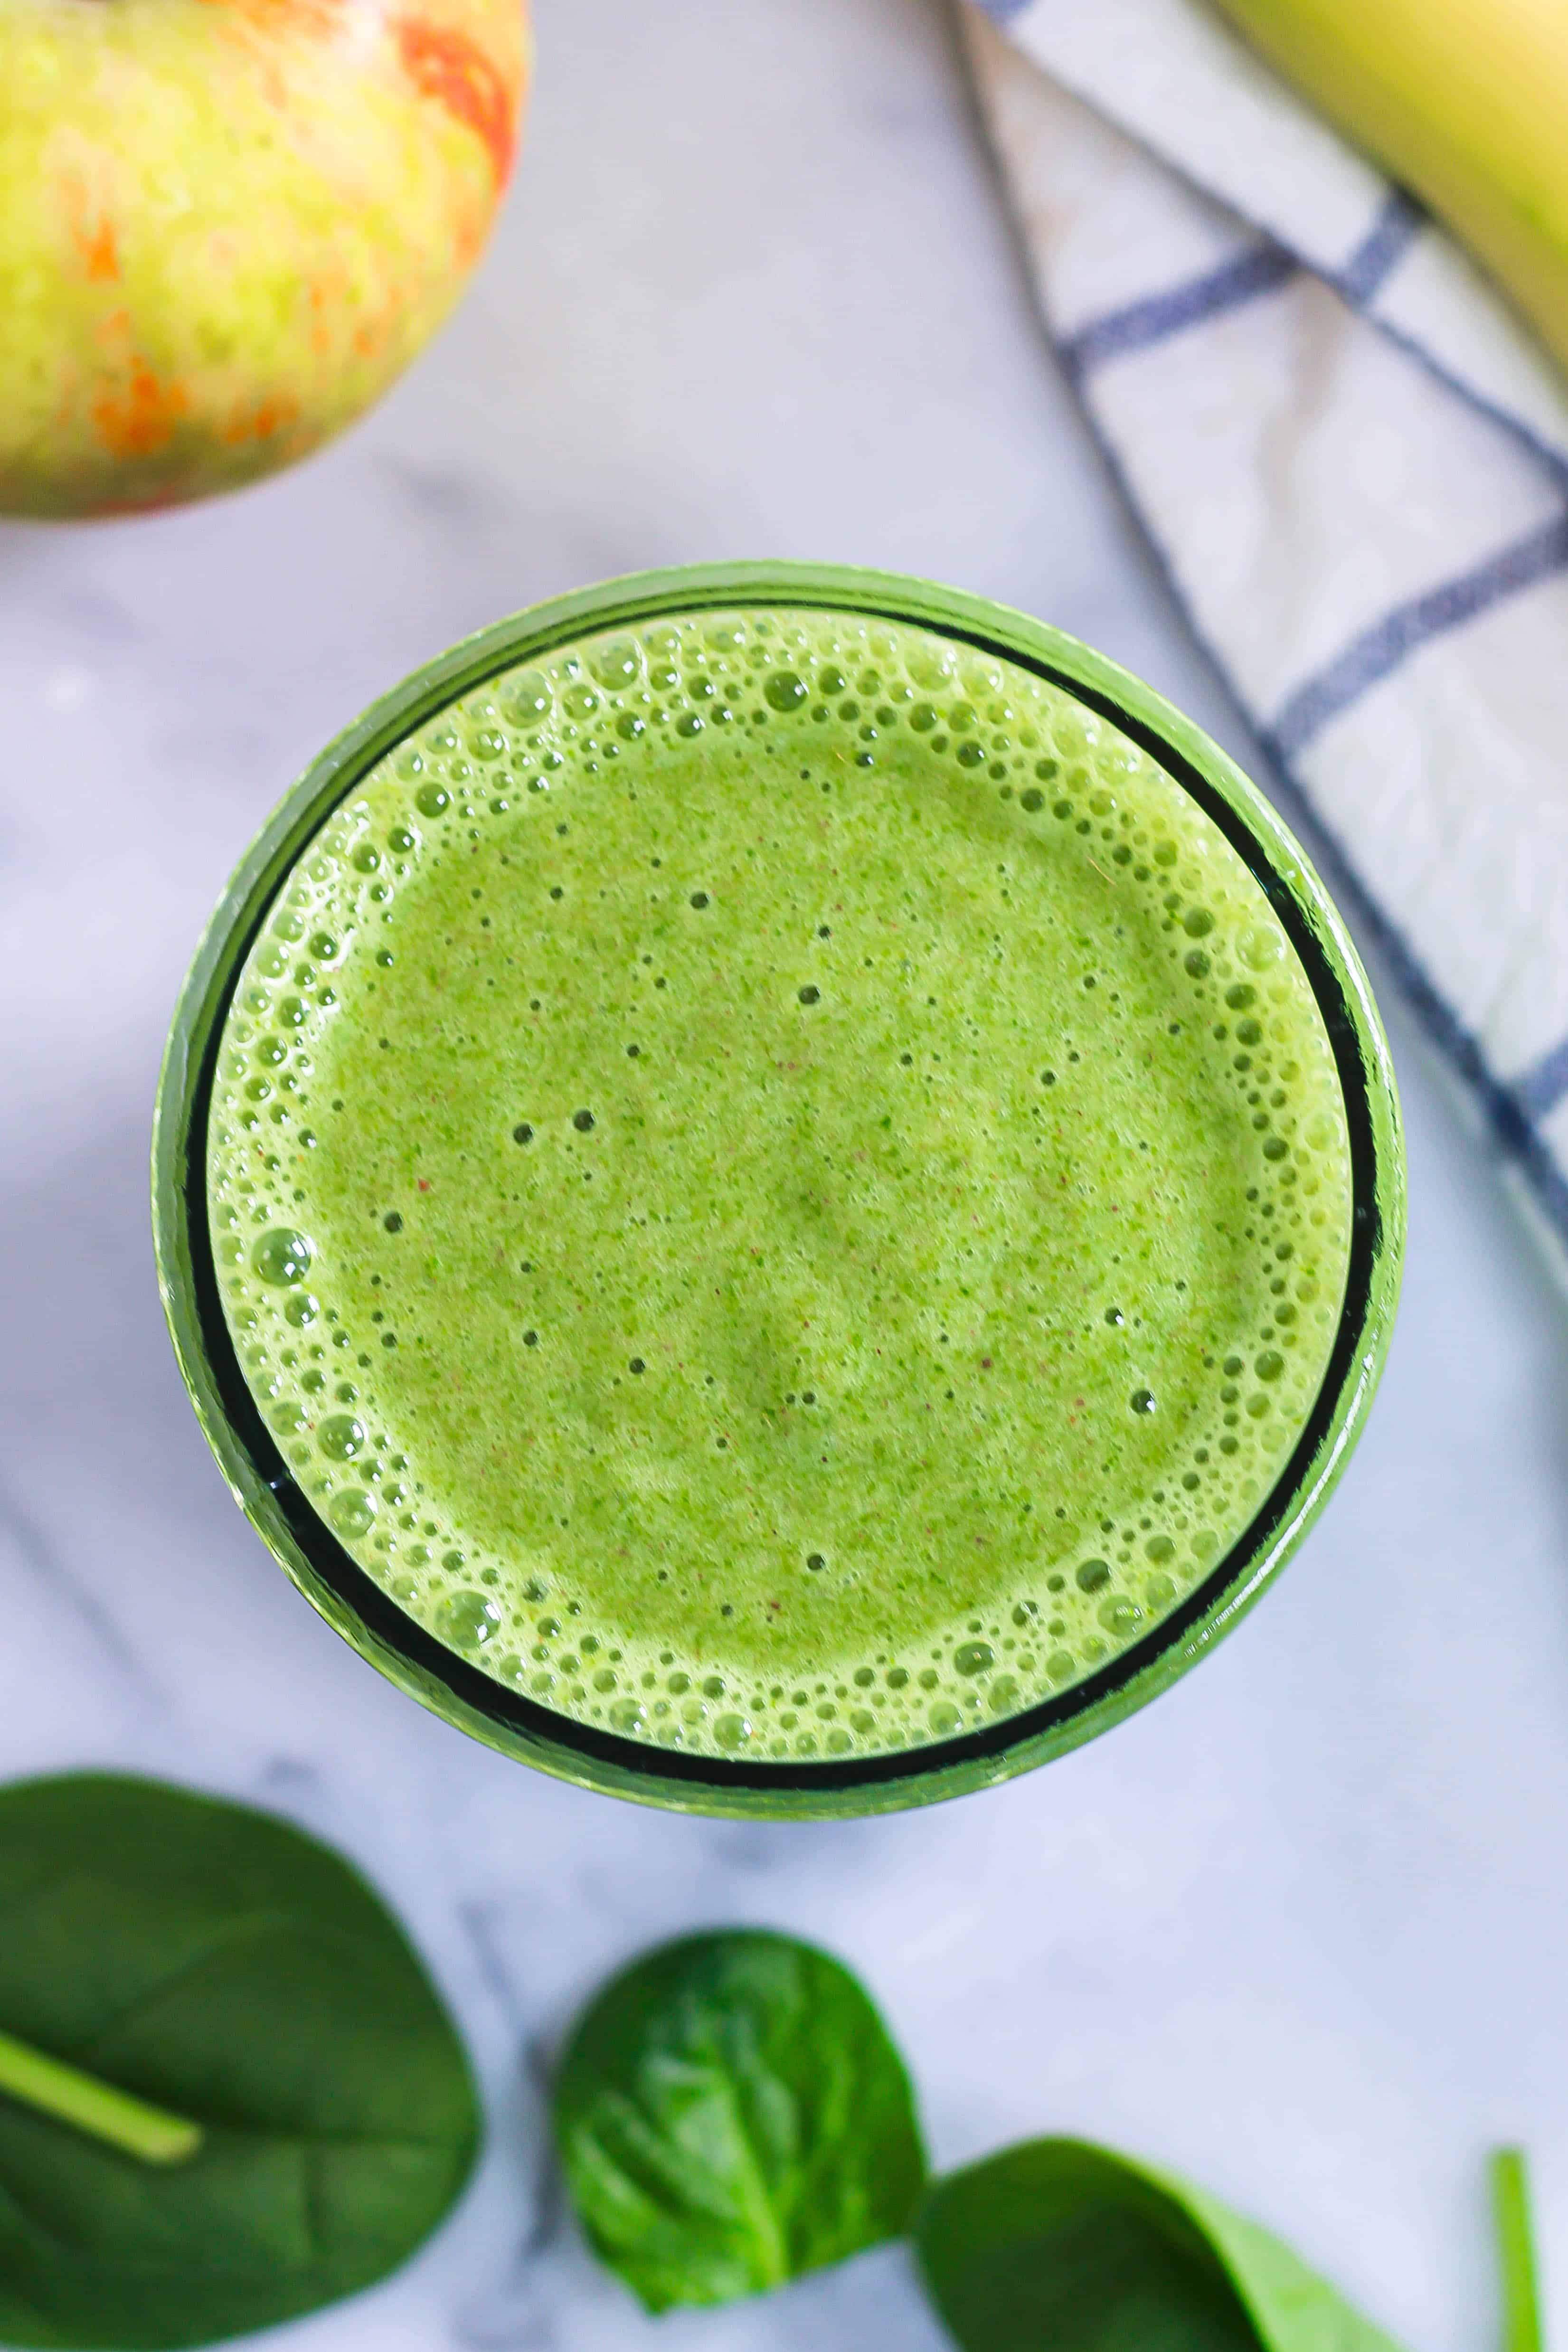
[
  {"x1": 1512, "y1": 1035, "x2": 1568, "y2": 1122},
  {"x1": 1060, "y1": 242, "x2": 1298, "y2": 383},
  {"x1": 1261, "y1": 512, "x2": 1568, "y2": 762},
  {"x1": 1254, "y1": 745, "x2": 1568, "y2": 1234},
  {"x1": 977, "y1": 0, "x2": 1035, "y2": 19},
  {"x1": 1336, "y1": 189, "x2": 1426, "y2": 305}
]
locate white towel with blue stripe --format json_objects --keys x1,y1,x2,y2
[{"x1": 964, "y1": 0, "x2": 1568, "y2": 1270}]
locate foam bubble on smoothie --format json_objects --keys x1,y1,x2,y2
[{"x1": 207, "y1": 608, "x2": 1354, "y2": 1764}]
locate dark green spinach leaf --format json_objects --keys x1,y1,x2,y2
[
  {"x1": 0, "y1": 1773, "x2": 479, "y2": 2349},
  {"x1": 553, "y1": 1928, "x2": 926, "y2": 2312},
  {"x1": 917, "y1": 2137, "x2": 1405, "y2": 2352}
]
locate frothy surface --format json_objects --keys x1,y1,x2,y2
[{"x1": 208, "y1": 607, "x2": 1353, "y2": 1763}]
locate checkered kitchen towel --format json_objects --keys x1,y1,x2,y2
[{"x1": 965, "y1": 0, "x2": 1568, "y2": 1271}]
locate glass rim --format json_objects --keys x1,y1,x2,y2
[{"x1": 153, "y1": 560, "x2": 1405, "y2": 1818}]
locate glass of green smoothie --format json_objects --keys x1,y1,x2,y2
[{"x1": 154, "y1": 563, "x2": 1403, "y2": 1818}]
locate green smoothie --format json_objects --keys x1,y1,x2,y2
[{"x1": 206, "y1": 605, "x2": 1353, "y2": 1765}]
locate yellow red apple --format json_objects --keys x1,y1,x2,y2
[{"x1": 0, "y1": 0, "x2": 530, "y2": 519}]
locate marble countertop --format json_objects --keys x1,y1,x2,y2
[{"x1": 3, "y1": 1, "x2": 1566, "y2": 2345}]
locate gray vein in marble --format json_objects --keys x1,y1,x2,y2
[
  {"x1": 451, "y1": 1897, "x2": 569, "y2": 2352},
  {"x1": 460, "y1": 1898, "x2": 535, "y2": 2038},
  {"x1": 0, "y1": 1466, "x2": 166, "y2": 1711}
]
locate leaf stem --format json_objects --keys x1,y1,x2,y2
[
  {"x1": 0, "y1": 2027, "x2": 203, "y2": 2165},
  {"x1": 1493, "y1": 2148, "x2": 1545, "y2": 2352}
]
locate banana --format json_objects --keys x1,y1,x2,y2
[{"x1": 1206, "y1": 0, "x2": 1568, "y2": 376}]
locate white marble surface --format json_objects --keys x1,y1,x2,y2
[{"x1": 2, "y1": 1, "x2": 1566, "y2": 2345}]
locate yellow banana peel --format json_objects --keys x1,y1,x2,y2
[{"x1": 1207, "y1": 0, "x2": 1568, "y2": 378}]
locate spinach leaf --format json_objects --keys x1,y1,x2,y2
[
  {"x1": 916, "y1": 2137, "x2": 1405, "y2": 2352},
  {"x1": 0, "y1": 1773, "x2": 479, "y2": 2349},
  {"x1": 553, "y1": 1928, "x2": 926, "y2": 2312}
]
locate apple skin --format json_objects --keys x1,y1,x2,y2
[{"x1": 0, "y1": 0, "x2": 530, "y2": 519}]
